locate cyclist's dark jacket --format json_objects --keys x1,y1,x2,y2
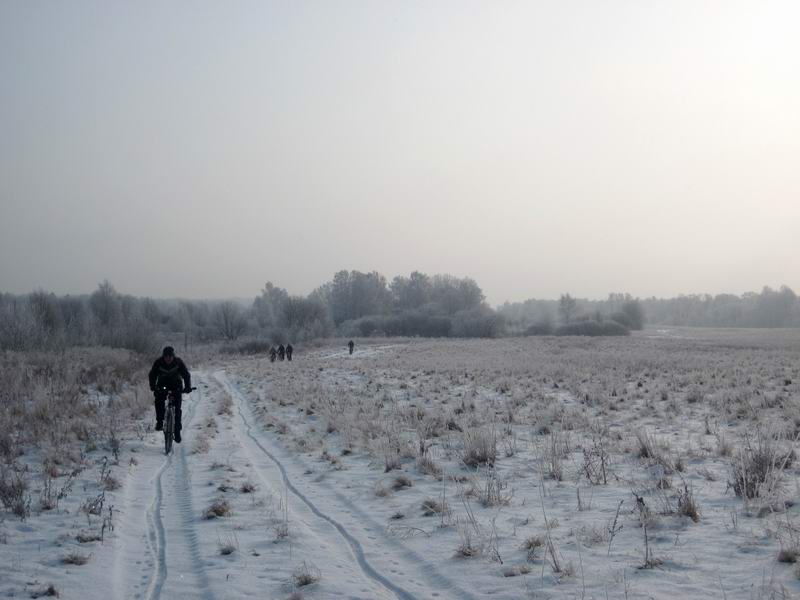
[{"x1": 149, "y1": 357, "x2": 191, "y2": 392}]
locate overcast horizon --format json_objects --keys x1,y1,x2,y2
[{"x1": 2, "y1": 1, "x2": 799, "y2": 306}]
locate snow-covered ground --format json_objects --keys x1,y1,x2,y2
[{"x1": 2, "y1": 331, "x2": 800, "y2": 599}]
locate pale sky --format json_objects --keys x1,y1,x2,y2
[{"x1": 1, "y1": 1, "x2": 798, "y2": 305}]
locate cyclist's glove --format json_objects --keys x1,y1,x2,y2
[{"x1": 184, "y1": 386, "x2": 193, "y2": 394}]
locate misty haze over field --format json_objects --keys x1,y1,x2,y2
[
  {"x1": 5, "y1": 5, "x2": 800, "y2": 599},
  {"x1": 1, "y1": 2, "x2": 798, "y2": 305}
]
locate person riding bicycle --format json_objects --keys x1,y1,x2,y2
[
  {"x1": 148, "y1": 346, "x2": 192, "y2": 443},
  {"x1": 277, "y1": 344, "x2": 285, "y2": 361},
  {"x1": 286, "y1": 343, "x2": 293, "y2": 361},
  {"x1": 348, "y1": 340, "x2": 355, "y2": 355}
]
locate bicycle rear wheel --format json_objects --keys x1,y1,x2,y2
[{"x1": 164, "y1": 407, "x2": 174, "y2": 454}]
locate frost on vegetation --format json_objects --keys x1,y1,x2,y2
[
  {"x1": 204, "y1": 498, "x2": 232, "y2": 519},
  {"x1": 291, "y1": 561, "x2": 321, "y2": 588},
  {"x1": 729, "y1": 426, "x2": 795, "y2": 503},
  {"x1": 228, "y1": 332, "x2": 800, "y2": 594},
  {"x1": 461, "y1": 428, "x2": 497, "y2": 468}
]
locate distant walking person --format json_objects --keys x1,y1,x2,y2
[
  {"x1": 348, "y1": 340, "x2": 355, "y2": 355},
  {"x1": 148, "y1": 346, "x2": 192, "y2": 443},
  {"x1": 277, "y1": 344, "x2": 285, "y2": 361},
  {"x1": 269, "y1": 346, "x2": 277, "y2": 363},
  {"x1": 286, "y1": 343, "x2": 293, "y2": 361}
]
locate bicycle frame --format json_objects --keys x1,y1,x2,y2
[{"x1": 157, "y1": 385, "x2": 195, "y2": 455}]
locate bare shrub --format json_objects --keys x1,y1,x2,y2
[
  {"x1": 240, "y1": 479, "x2": 257, "y2": 494},
  {"x1": 577, "y1": 524, "x2": 609, "y2": 546},
  {"x1": 374, "y1": 481, "x2": 391, "y2": 498},
  {"x1": 62, "y1": 551, "x2": 90, "y2": 565},
  {"x1": 461, "y1": 428, "x2": 497, "y2": 468},
  {"x1": 292, "y1": 561, "x2": 321, "y2": 587},
  {"x1": 541, "y1": 431, "x2": 566, "y2": 481},
  {"x1": 29, "y1": 584, "x2": 59, "y2": 598},
  {"x1": 635, "y1": 429, "x2": 676, "y2": 475},
  {"x1": 391, "y1": 474, "x2": 413, "y2": 491},
  {"x1": 635, "y1": 429, "x2": 657, "y2": 459},
  {"x1": 218, "y1": 532, "x2": 239, "y2": 555},
  {"x1": 729, "y1": 428, "x2": 794, "y2": 500},
  {"x1": 416, "y1": 455, "x2": 443, "y2": 480},
  {"x1": 273, "y1": 521, "x2": 290, "y2": 540},
  {"x1": 778, "y1": 547, "x2": 799, "y2": 563},
  {"x1": 468, "y1": 471, "x2": 512, "y2": 507},
  {"x1": 523, "y1": 535, "x2": 544, "y2": 561},
  {"x1": 204, "y1": 498, "x2": 232, "y2": 519},
  {"x1": 677, "y1": 481, "x2": 701, "y2": 522},
  {"x1": 0, "y1": 466, "x2": 30, "y2": 520},
  {"x1": 421, "y1": 497, "x2": 448, "y2": 516},
  {"x1": 456, "y1": 525, "x2": 482, "y2": 558},
  {"x1": 383, "y1": 449, "x2": 401, "y2": 472},
  {"x1": 582, "y1": 426, "x2": 611, "y2": 485},
  {"x1": 502, "y1": 564, "x2": 532, "y2": 577}
]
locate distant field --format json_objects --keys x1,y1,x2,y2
[{"x1": 2, "y1": 329, "x2": 800, "y2": 599}]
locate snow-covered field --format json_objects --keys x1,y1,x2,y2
[{"x1": 2, "y1": 330, "x2": 800, "y2": 599}]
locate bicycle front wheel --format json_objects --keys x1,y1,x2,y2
[{"x1": 164, "y1": 407, "x2": 174, "y2": 454}]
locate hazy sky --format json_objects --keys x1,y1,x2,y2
[{"x1": 1, "y1": 1, "x2": 798, "y2": 305}]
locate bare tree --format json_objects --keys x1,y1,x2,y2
[
  {"x1": 214, "y1": 302, "x2": 247, "y2": 341},
  {"x1": 558, "y1": 293, "x2": 578, "y2": 324}
]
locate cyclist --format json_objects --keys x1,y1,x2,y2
[
  {"x1": 277, "y1": 344, "x2": 285, "y2": 361},
  {"x1": 348, "y1": 340, "x2": 355, "y2": 355},
  {"x1": 269, "y1": 346, "x2": 277, "y2": 363},
  {"x1": 148, "y1": 346, "x2": 192, "y2": 443},
  {"x1": 286, "y1": 343, "x2": 293, "y2": 361}
]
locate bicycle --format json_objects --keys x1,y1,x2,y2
[{"x1": 158, "y1": 385, "x2": 196, "y2": 455}]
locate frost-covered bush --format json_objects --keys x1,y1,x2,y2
[
  {"x1": 555, "y1": 320, "x2": 630, "y2": 337},
  {"x1": 729, "y1": 428, "x2": 793, "y2": 500}
]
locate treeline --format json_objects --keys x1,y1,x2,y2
[
  {"x1": 500, "y1": 293, "x2": 644, "y2": 337},
  {"x1": 499, "y1": 286, "x2": 800, "y2": 331},
  {"x1": 641, "y1": 286, "x2": 800, "y2": 328},
  {"x1": 3, "y1": 277, "x2": 796, "y2": 353},
  {"x1": 257, "y1": 271, "x2": 503, "y2": 340},
  {"x1": 0, "y1": 270, "x2": 504, "y2": 352}
]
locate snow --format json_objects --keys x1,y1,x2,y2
[{"x1": 2, "y1": 333, "x2": 800, "y2": 599}]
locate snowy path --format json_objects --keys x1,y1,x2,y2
[
  {"x1": 113, "y1": 376, "x2": 215, "y2": 600},
  {"x1": 215, "y1": 371, "x2": 412, "y2": 600},
  {"x1": 216, "y1": 370, "x2": 478, "y2": 600}
]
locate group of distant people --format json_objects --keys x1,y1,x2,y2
[
  {"x1": 269, "y1": 343, "x2": 293, "y2": 363},
  {"x1": 266, "y1": 340, "x2": 355, "y2": 363}
]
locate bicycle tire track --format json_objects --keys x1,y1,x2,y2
[
  {"x1": 168, "y1": 379, "x2": 215, "y2": 600},
  {"x1": 144, "y1": 453, "x2": 171, "y2": 600},
  {"x1": 215, "y1": 371, "x2": 417, "y2": 600},
  {"x1": 143, "y1": 379, "x2": 207, "y2": 600}
]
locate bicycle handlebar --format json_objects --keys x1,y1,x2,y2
[{"x1": 155, "y1": 385, "x2": 197, "y2": 393}]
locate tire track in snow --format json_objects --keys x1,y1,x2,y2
[
  {"x1": 167, "y1": 379, "x2": 215, "y2": 600},
  {"x1": 144, "y1": 451, "x2": 170, "y2": 600},
  {"x1": 215, "y1": 371, "x2": 417, "y2": 600},
  {"x1": 143, "y1": 380, "x2": 206, "y2": 600}
]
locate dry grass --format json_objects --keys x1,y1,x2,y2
[
  {"x1": 227, "y1": 332, "x2": 800, "y2": 594},
  {"x1": 462, "y1": 429, "x2": 497, "y2": 468},
  {"x1": 204, "y1": 498, "x2": 232, "y2": 519},
  {"x1": 730, "y1": 427, "x2": 793, "y2": 501},
  {"x1": 291, "y1": 561, "x2": 321, "y2": 587},
  {"x1": 421, "y1": 497, "x2": 448, "y2": 516},
  {"x1": 61, "y1": 551, "x2": 90, "y2": 565},
  {"x1": 391, "y1": 474, "x2": 413, "y2": 491},
  {"x1": 29, "y1": 584, "x2": 59, "y2": 598},
  {"x1": 502, "y1": 564, "x2": 532, "y2": 577}
]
